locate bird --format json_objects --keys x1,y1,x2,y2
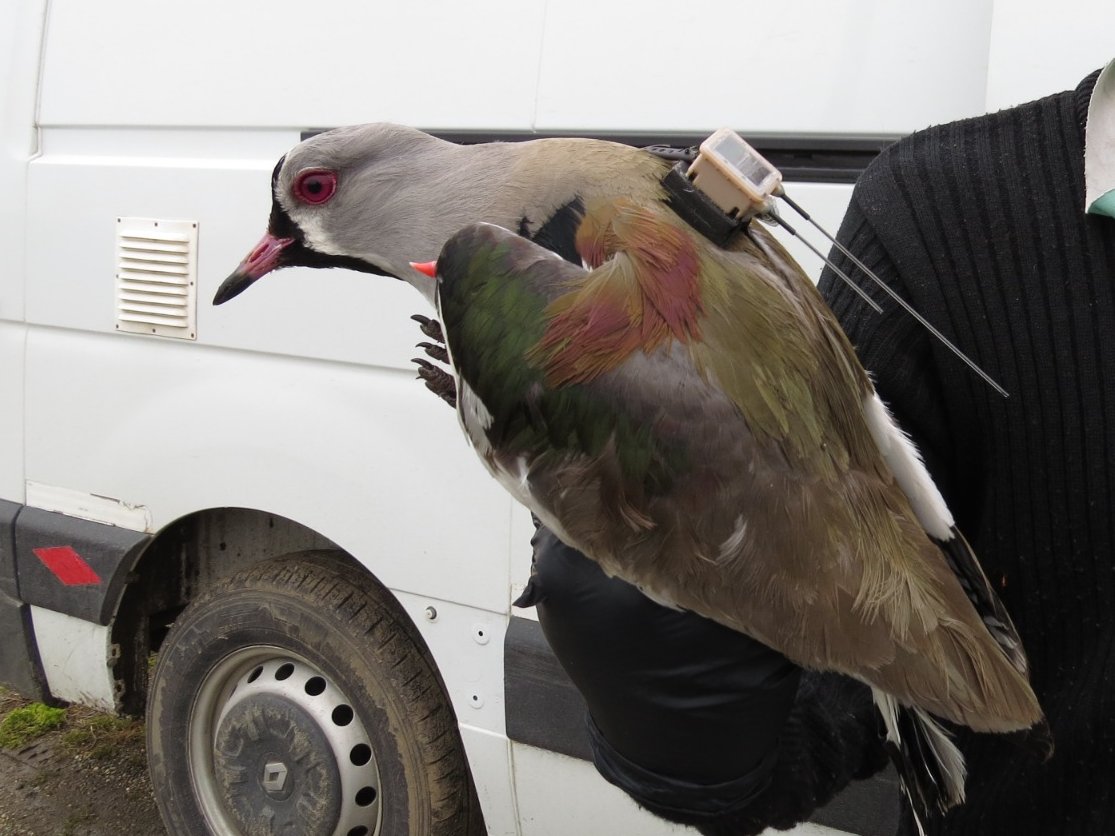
[{"x1": 214, "y1": 123, "x2": 1047, "y2": 827}]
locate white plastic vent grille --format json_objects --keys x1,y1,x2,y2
[{"x1": 115, "y1": 217, "x2": 198, "y2": 340}]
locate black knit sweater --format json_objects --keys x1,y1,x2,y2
[{"x1": 816, "y1": 70, "x2": 1115, "y2": 835}]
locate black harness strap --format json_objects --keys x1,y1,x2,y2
[
  {"x1": 660, "y1": 162, "x2": 747, "y2": 249},
  {"x1": 643, "y1": 145, "x2": 746, "y2": 248}
]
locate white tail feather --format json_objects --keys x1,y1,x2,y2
[{"x1": 873, "y1": 688, "x2": 967, "y2": 833}]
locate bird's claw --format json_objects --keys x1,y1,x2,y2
[
  {"x1": 410, "y1": 314, "x2": 445, "y2": 343},
  {"x1": 417, "y1": 341, "x2": 450, "y2": 364},
  {"x1": 412, "y1": 357, "x2": 457, "y2": 409}
]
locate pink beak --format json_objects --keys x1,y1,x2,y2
[
  {"x1": 213, "y1": 232, "x2": 295, "y2": 305},
  {"x1": 409, "y1": 260, "x2": 438, "y2": 279}
]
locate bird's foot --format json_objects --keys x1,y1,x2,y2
[
  {"x1": 412, "y1": 357, "x2": 457, "y2": 409},
  {"x1": 417, "y1": 341, "x2": 450, "y2": 365},
  {"x1": 410, "y1": 314, "x2": 445, "y2": 343}
]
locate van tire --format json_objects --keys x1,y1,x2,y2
[{"x1": 147, "y1": 551, "x2": 485, "y2": 835}]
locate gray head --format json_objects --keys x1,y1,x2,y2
[
  {"x1": 214, "y1": 122, "x2": 667, "y2": 306},
  {"x1": 214, "y1": 124, "x2": 469, "y2": 304}
]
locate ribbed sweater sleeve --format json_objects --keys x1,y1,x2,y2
[{"x1": 819, "y1": 71, "x2": 1115, "y2": 836}]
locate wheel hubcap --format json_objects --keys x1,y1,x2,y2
[{"x1": 190, "y1": 649, "x2": 383, "y2": 836}]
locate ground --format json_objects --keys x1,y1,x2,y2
[{"x1": 0, "y1": 687, "x2": 165, "y2": 835}]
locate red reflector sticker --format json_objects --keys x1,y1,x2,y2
[{"x1": 33, "y1": 546, "x2": 102, "y2": 586}]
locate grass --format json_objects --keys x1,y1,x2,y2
[
  {"x1": 0, "y1": 702, "x2": 67, "y2": 749},
  {"x1": 0, "y1": 687, "x2": 146, "y2": 767},
  {"x1": 0, "y1": 687, "x2": 160, "y2": 833},
  {"x1": 63, "y1": 713, "x2": 146, "y2": 765}
]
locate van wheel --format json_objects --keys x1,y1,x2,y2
[{"x1": 147, "y1": 551, "x2": 484, "y2": 836}]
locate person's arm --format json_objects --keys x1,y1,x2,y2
[
  {"x1": 526, "y1": 526, "x2": 888, "y2": 836},
  {"x1": 686, "y1": 673, "x2": 888, "y2": 836}
]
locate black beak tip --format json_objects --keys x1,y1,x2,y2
[{"x1": 212, "y1": 272, "x2": 256, "y2": 306}]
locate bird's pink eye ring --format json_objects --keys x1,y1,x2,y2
[{"x1": 293, "y1": 169, "x2": 338, "y2": 205}]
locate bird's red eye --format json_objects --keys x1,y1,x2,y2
[{"x1": 293, "y1": 169, "x2": 337, "y2": 205}]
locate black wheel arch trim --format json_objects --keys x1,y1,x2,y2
[{"x1": 13, "y1": 505, "x2": 150, "y2": 626}]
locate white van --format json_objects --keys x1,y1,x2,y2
[{"x1": 0, "y1": 1, "x2": 1109, "y2": 834}]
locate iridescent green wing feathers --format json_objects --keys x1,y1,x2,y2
[{"x1": 435, "y1": 222, "x2": 682, "y2": 493}]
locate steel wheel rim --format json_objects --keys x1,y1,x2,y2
[{"x1": 187, "y1": 645, "x2": 383, "y2": 836}]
